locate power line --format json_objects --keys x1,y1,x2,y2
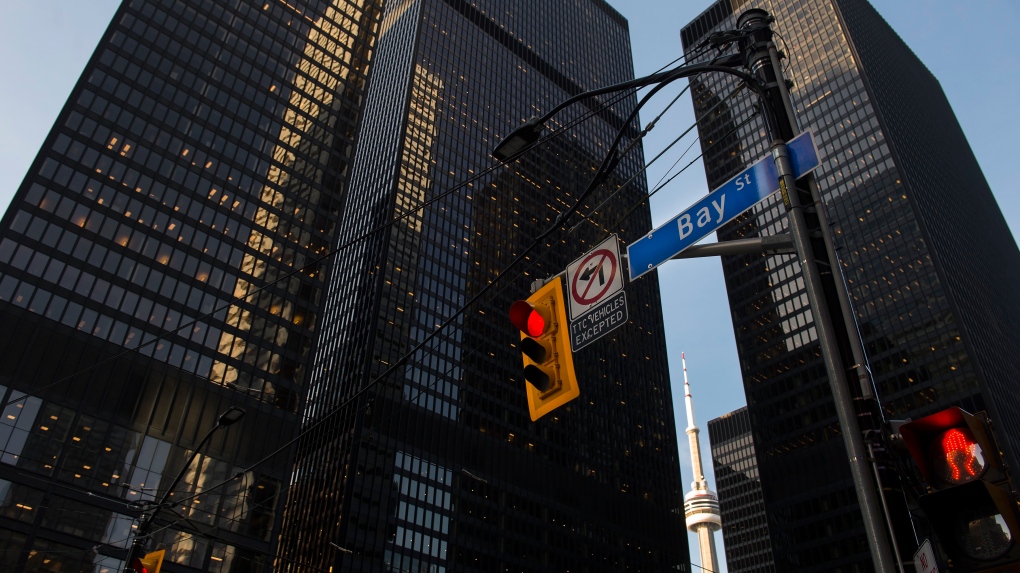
[
  {"x1": 4, "y1": 43, "x2": 759, "y2": 572},
  {"x1": 0, "y1": 72, "x2": 641, "y2": 410},
  {"x1": 0, "y1": 104, "x2": 765, "y2": 539},
  {"x1": 165, "y1": 111, "x2": 767, "y2": 520}
]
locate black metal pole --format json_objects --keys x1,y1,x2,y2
[
  {"x1": 123, "y1": 407, "x2": 244, "y2": 571},
  {"x1": 122, "y1": 427, "x2": 218, "y2": 571},
  {"x1": 735, "y1": 9, "x2": 898, "y2": 573}
]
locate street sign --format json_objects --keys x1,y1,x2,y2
[
  {"x1": 913, "y1": 539, "x2": 938, "y2": 573},
  {"x1": 569, "y1": 290, "x2": 628, "y2": 352},
  {"x1": 627, "y1": 130, "x2": 820, "y2": 281},
  {"x1": 566, "y1": 235, "x2": 624, "y2": 320}
]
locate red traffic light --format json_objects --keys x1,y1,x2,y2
[
  {"x1": 509, "y1": 278, "x2": 579, "y2": 421},
  {"x1": 509, "y1": 300, "x2": 546, "y2": 337}
]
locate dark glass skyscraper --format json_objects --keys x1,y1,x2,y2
[
  {"x1": 278, "y1": 1, "x2": 686, "y2": 571},
  {"x1": 682, "y1": 0, "x2": 1020, "y2": 571},
  {"x1": 707, "y1": 407, "x2": 776, "y2": 573},
  {"x1": 0, "y1": 0, "x2": 687, "y2": 572},
  {"x1": 0, "y1": 0, "x2": 382, "y2": 571}
]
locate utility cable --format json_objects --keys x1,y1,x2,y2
[
  {"x1": 568, "y1": 81, "x2": 747, "y2": 235},
  {"x1": 1, "y1": 108, "x2": 764, "y2": 528},
  {"x1": 2, "y1": 5, "x2": 743, "y2": 414},
  {"x1": 162, "y1": 74, "x2": 705, "y2": 510},
  {"x1": 168, "y1": 109, "x2": 766, "y2": 513},
  {"x1": 596, "y1": 110, "x2": 764, "y2": 241},
  {"x1": 4, "y1": 39, "x2": 764, "y2": 566},
  {"x1": 2, "y1": 30, "x2": 766, "y2": 573},
  {"x1": 9, "y1": 108, "x2": 767, "y2": 573},
  {"x1": 0, "y1": 76, "x2": 640, "y2": 409},
  {"x1": 62, "y1": 87, "x2": 766, "y2": 520}
]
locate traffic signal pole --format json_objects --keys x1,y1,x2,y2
[{"x1": 735, "y1": 9, "x2": 899, "y2": 573}]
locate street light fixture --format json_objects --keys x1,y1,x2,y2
[
  {"x1": 492, "y1": 61, "x2": 764, "y2": 164},
  {"x1": 217, "y1": 406, "x2": 246, "y2": 427},
  {"x1": 492, "y1": 117, "x2": 544, "y2": 161},
  {"x1": 123, "y1": 406, "x2": 246, "y2": 572}
]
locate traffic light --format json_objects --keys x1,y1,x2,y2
[
  {"x1": 130, "y1": 549, "x2": 165, "y2": 573},
  {"x1": 900, "y1": 407, "x2": 1020, "y2": 571},
  {"x1": 508, "y1": 276, "x2": 578, "y2": 421}
]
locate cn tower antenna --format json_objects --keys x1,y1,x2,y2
[{"x1": 681, "y1": 353, "x2": 722, "y2": 573}]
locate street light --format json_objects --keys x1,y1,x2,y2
[
  {"x1": 492, "y1": 61, "x2": 764, "y2": 163},
  {"x1": 123, "y1": 406, "x2": 246, "y2": 571}
]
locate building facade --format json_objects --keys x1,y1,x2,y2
[
  {"x1": 277, "y1": 0, "x2": 687, "y2": 571},
  {"x1": 0, "y1": 0, "x2": 689, "y2": 572},
  {"x1": 0, "y1": 0, "x2": 383, "y2": 571},
  {"x1": 682, "y1": 0, "x2": 1020, "y2": 571},
  {"x1": 707, "y1": 407, "x2": 776, "y2": 573}
]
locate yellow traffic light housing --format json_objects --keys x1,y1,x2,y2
[
  {"x1": 131, "y1": 549, "x2": 165, "y2": 573},
  {"x1": 509, "y1": 276, "x2": 578, "y2": 421}
]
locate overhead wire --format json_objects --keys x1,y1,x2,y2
[
  {"x1": 154, "y1": 78, "x2": 728, "y2": 513},
  {"x1": 0, "y1": 1, "x2": 730, "y2": 412},
  {"x1": 149, "y1": 58, "x2": 758, "y2": 515},
  {"x1": 0, "y1": 63, "x2": 646, "y2": 410},
  {"x1": 0, "y1": 81, "x2": 667, "y2": 569},
  {"x1": 166, "y1": 91, "x2": 765, "y2": 517},
  {"x1": 3, "y1": 36, "x2": 761, "y2": 569},
  {"x1": 1, "y1": 100, "x2": 761, "y2": 571},
  {"x1": 0, "y1": 77, "x2": 672, "y2": 570}
]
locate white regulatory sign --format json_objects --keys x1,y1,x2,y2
[
  {"x1": 913, "y1": 539, "x2": 938, "y2": 573},
  {"x1": 565, "y1": 235, "x2": 624, "y2": 320}
]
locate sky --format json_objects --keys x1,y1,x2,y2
[{"x1": 1, "y1": 2, "x2": 1018, "y2": 572}]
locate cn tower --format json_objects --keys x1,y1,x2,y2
[{"x1": 682, "y1": 353, "x2": 722, "y2": 572}]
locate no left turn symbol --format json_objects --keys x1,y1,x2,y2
[
  {"x1": 565, "y1": 235, "x2": 624, "y2": 320},
  {"x1": 571, "y1": 250, "x2": 616, "y2": 305}
]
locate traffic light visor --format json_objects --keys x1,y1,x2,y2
[
  {"x1": 931, "y1": 427, "x2": 987, "y2": 486},
  {"x1": 131, "y1": 549, "x2": 164, "y2": 573},
  {"x1": 900, "y1": 407, "x2": 1003, "y2": 488},
  {"x1": 955, "y1": 502, "x2": 1014, "y2": 561},
  {"x1": 919, "y1": 480, "x2": 1020, "y2": 568},
  {"x1": 509, "y1": 300, "x2": 546, "y2": 337}
]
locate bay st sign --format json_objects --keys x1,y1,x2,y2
[{"x1": 627, "y1": 130, "x2": 820, "y2": 281}]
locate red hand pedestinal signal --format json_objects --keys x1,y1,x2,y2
[{"x1": 941, "y1": 428, "x2": 982, "y2": 482}]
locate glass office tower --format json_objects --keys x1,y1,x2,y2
[
  {"x1": 277, "y1": 0, "x2": 686, "y2": 571},
  {"x1": 0, "y1": 0, "x2": 382, "y2": 571},
  {"x1": 708, "y1": 407, "x2": 776, "y2": 573},
  {"x1": 0, "y1": 0, "x2": 687, "y2": 572},
  {"x1": 682, "y1": 0, "x2": 1020, "y2": 571}
]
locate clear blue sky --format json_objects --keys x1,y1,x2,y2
[{"x1": 1, "y1": 2, "x2": 1017, "y2": 571}]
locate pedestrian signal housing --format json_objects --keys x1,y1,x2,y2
[
  {"x1": 131, "y1": 549, "x2": 165, "y2": 573},
  {"x1": 901, "y1": 407, "x2": 1020, "y2": 570}
]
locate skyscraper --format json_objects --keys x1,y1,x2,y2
[
  {"x1": 682, "y1": 0, "x2": 1020, "y2": 570},
  {"x1": 708, "y1": 407, "x2": 776, "y2": 573},
  {"x1": 278, "y1": 1, "x2": 687, "y2": 571},
  {"x1": 0, "y1": 0, "x2": 382, "y2": 571},
  {"x1": 0, "y1": 1, "x2": 688, "y2": 573}
]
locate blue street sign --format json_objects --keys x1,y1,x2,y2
[{"x1": 627, "y1": 130, "x2": 820, "y2": 281}]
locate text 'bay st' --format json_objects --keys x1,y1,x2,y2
[{"x1": 627, "y1": 130, "x2": 820, "y2": 281}]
